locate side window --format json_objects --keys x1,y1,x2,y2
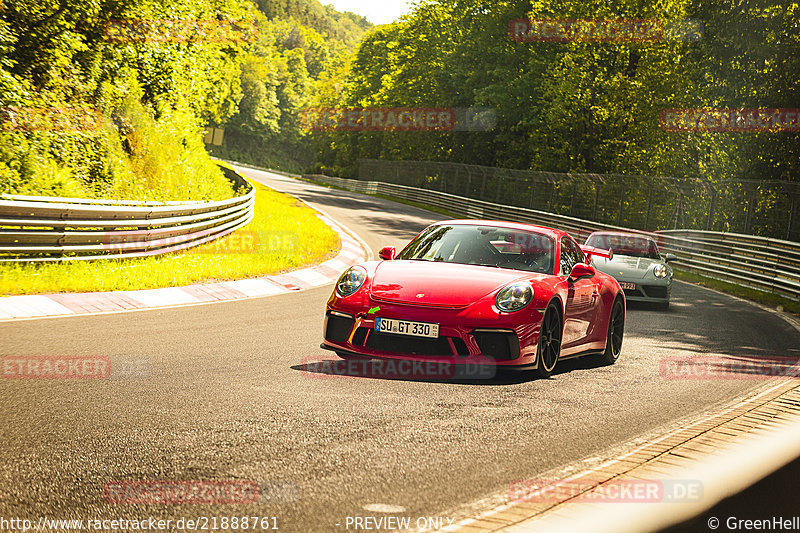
[
  {"x1": 560, "y1": 238, "x2": 585, "y2": 275},
  {"x1": 573, "y1": 239, "x2": 586, "y2": 265},
  {"x1": 648, "y1": 239, "x2": 660, "y2": 259},
  {"x1": 560, "y1": 238, "x2": 573, "y2": 274}
]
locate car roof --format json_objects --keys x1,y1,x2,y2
[
  {"x1": 434, "y1": 219, "x2": 567, "y2": 239},
  {"x1": 587, "y1": 231, "x2": 657, "y2": 242}
]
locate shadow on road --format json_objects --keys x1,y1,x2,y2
[
  {"x1": 290, "y1": 353, "x2": 614, "y2": 386},
  {"x1": 627, "y1": 301, "x2": 673, "y2": 312}
]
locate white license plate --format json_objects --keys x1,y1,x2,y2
[
  {"x1": 375, "y1": 318, "x2": 440, "y2": 338},
  {"x1": 620, "y1": 282, "x2": 637, "y2": 290}
]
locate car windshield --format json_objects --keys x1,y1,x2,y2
[
  {"x1": 397, "y1": 224, "x2": 555, "y2": 274},
  {"x1": 586, "y1": 234, "x2": 661, "y2": 260}
]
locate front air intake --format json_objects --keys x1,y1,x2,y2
[
  {"x1": 365, "y1": 332, "x2": 453, "y2": 356},
  {"x1": 471, "y1": 329, "x2": 520, "y2": 360},
  {"x1": 325, "y1": 312, "x2": 355, "y2": 343}
]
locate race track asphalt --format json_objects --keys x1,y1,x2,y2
[{"x1": 1, "y1": 168, "x2": 798, "y2": 532}]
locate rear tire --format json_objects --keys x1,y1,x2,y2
[
  {"x1": 600, "y1": 297, "x2": 625, "y2": 365},
  {"x1": 535, "y1": 303, "x2": 562, "y2": 378}
]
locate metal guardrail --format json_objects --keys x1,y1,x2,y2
[
  {"x1": 303, "y1": 174, "x2": 800, "y2": 302},
  {"x1": 0, "y1": 166, "x2": 255, "y2": 262},
  {"x1": 359, "y1": 159, "x2": 800, "y2": 242}
]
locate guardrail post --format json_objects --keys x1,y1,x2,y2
[
  {"x1": 705, "y1": 182, "x2": 718, "y2": 231},
  {"x1": 745, "y1": 185, "x2": 757, "y2": 235},
  {"x1": 569, "y1": 176, "x2": 578, "y2": 216},
  {"x1": 645, "y1": 179, "x2": 654, "y2": 230},
  {"x1": 782, "y1": 183, "x2": 797, "y2": 241},
  {"x1": 513, "y1": 176, "x2": 520, "y2": 207},
  {"x1": 547, "y1": 178, "x2": 556, "y2": 212},
  {"x1": 592, "y1": 175, "x2": 602, "y2": 221},
  {"x1": 669, "y1": 180, "x2": 688, "y2": 230}
]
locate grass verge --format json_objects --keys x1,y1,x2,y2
[
  {"x1": 674, "y1": 270, "x2": 800, "y2": 315},
  {"x1": 0, "y1": 182, "x2": 340, "y2": 295}
]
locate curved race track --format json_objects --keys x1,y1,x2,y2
[{"x1": 1, "y1": 167, "x2": 799, "y2": 531}]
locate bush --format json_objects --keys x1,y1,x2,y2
[{"x1": 0, "y1": 81, "x2": 235, "y2": 201}]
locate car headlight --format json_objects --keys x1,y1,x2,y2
[
  {"x1": 336, "y1": 266, "x2": 366, "y2": 297},
  {"x1": 653, "y1": 264, "x2": 669, "y2": 278},
  {"x1": 496, "y1": 282, "x2": 534, "y2": 313}
]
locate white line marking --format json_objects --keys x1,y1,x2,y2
[
  {"x1": 125, "y1": 287, "x2": 203, "y2": 307},
  {"x1": 362, "y1": 503, "x2": 407, "y2": 513},
  {"x1": 225, "y1": 279, "x2": 287, "y2": 297},
  {"x1": 291, "y1": 269, "x2": 334, "y2": 286}
]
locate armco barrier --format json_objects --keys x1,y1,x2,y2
[
  {"x1": 0, "y1": 166, "x2": 254, "y2": 262},
  {"x1": 303, "y1": 174, "x2": 800, "y2": 301},
  {"x1": 358, "y1": 159, "x2": 800, "y2": 242}
]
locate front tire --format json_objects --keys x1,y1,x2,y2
[
  {"x1": 600, "y1": 297, "x2": 625, "y2": 365},
  {"x1": 535, "y1": 303, "x2": 562, "y2": 378}
]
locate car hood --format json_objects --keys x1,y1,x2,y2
[
  {"x1": 593, "y1": 255, "x2": 662, "y2": 279},
  {"x1": 369, "y1": 260, "x2": 533, "y2": 307}
]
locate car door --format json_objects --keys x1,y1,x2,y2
[{"x1": 560, "y1": 237, "x2": 598, "y2": 353}]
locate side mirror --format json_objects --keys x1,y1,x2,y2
[
  {"x1": 664, "y1": 253, "x2": 677, "y2": 263},
  {"x1": 378, "y1": 246, "x2": 396, "y2": 261},
  {"x1": 569, "y1": 263, "x2": 596, "y2": 280}
]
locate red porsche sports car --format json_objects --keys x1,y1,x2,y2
[{"x1": 321, "y1": 220, "x2": 625, "y2": 377}]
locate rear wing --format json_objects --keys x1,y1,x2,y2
[{"x1": 580, "y1": 245, "x2": 613, "y2": 262}]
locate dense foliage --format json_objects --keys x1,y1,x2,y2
[
  {"x1": 311, "y1": 0, "x2": 799, "y2": 185},
  {"x1": 0, "y1": 0, "x2": 258, "y2": 199},
  {"x1": 0, "y1": 0, "x2": 369, "y2": 197},
  {"x1": 256, "y1": 0, "x2": 371, "y2": 48},
  {"x1": 208, "y1": 1, "x2": 371, "y2": 171},
  {"x1": 2, "y1": 0, "x2": 796, "y2": 203}
]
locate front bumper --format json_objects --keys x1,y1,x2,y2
[
  {"x1": 617, "y1": 278, "x2": 672, "y2": 303},
  {"x1": 322, "y1": 301, "x2": 544, "y2": 367}
]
